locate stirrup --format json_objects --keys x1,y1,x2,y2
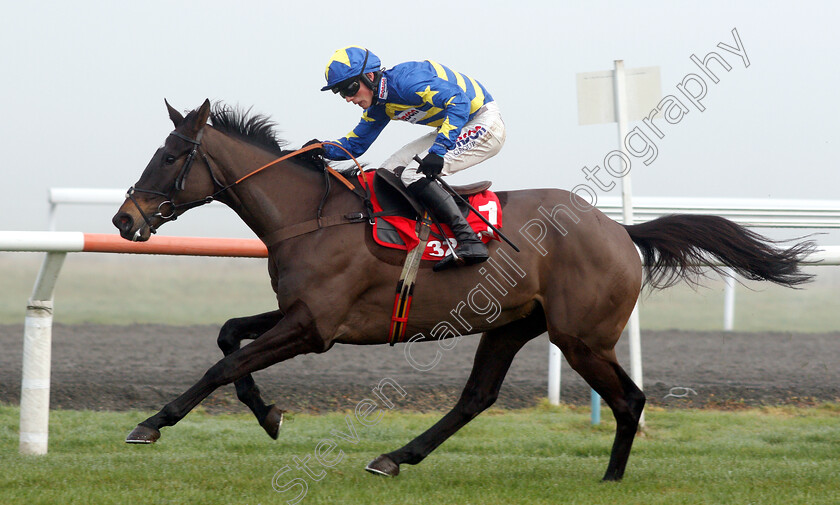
[
  {"x1": 433, "y1": 254, "x2": 465, "y2": 272},
  {"x1": 433, "y1": 243, "x2": 488, "y2": 272}
]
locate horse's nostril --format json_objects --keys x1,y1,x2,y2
[{"x1": 113, "y1": 213, "x2": 133, "y2": 232}]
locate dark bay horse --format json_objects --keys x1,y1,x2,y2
[{"x1": 112, "y1": 99, "x2": 815, "y2": 481}]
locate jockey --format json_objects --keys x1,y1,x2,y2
[{"x1": 307, "y1": 46, "x2": 506, "y2": 272}]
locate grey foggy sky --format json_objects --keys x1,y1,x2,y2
[{"x1": 1, "y1": 0, "x2": 837, "y2": 240}]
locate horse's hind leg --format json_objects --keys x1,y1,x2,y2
[
  {"x1": 217, "y1": 310, "x2": 285, "y2": 439},
  {"x1": 549, "y1": 330, "x2": 645, "y2": 481},
  {"x1": 366, "y1": 312, "x2": 545, "y2": 476}
]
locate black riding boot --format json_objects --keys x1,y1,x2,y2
[{"x1": 407, "y1": 178, "x2": 488, "y2": 271}]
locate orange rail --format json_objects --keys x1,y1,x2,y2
[{"x1": 82, "y1": 234, "x2": 268, "y2": 258}]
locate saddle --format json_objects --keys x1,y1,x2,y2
[
  {"x1": 357, "y1": 168, "x2": 502, "y2": 260},
  {"x1": 372, "y1": 168, "x2": 492, "y2": 220}
]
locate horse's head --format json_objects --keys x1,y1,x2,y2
[{"x1": 113, "y1": 99, "x2": 218, "y2": 241}]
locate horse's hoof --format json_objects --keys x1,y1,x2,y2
[
  {"x1": 260, "y1": 405, "x2": 285, "y2": 440},
  {"x1": 365, "y1": 454, "x2": 399, "y2": 477},
  {"x1": 125, "y1": 424, "x2": 160, "y2": 444}
]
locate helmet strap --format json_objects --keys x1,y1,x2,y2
[
  {"x1": 360, "y1": 72, "x2": 374, "y2": 90},
  {"x1": 357, "y1": 50, "x2": 370, "y2": 85},
  {"x1": 357, "y1": 49, "x2": 380, "y2": 93},
  {"x1": 362, "y1": 70, "x2": 381, "y2": 90},
  {"x1": 366, "y1": 71, "x2": 383, "y2": 104}
]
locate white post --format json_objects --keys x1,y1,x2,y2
[
  {"x1": 548, "y1": 338, "x2": 561, "y2": 405},
  {"x1": 614, "y1": 61, "x2": 632, "y2": 226},
  {"x1": 48, "y1": 202, "x2": 58, "y2": 231},
  {"x1": 19, "y1": 251, "x2": 66, "y2": 455},
  {"x1": 626, "y1": 305, "x2": 644, "y2": 427},
  {"x1": 615, "y1": 60, "x2": 645, "y2": 427},
  {"x1": 723, "y1": 267, "x2": 736, "y2": 331}
]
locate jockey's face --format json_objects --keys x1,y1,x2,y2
[{"x1": 344, "y1": 72, "x2": 375, "y2": 109}]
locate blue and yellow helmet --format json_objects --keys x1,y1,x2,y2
[{"x1": 321, "y1": 46, "x2": 381, "y2": 91}]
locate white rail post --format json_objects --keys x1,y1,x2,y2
[
  {"x1": 626, "y1": 304, "x2": 643, "y2": 427},
  {"x1": 20, "y1": 251, "x2": 67, "y2": 455},
  {"x1": 723, "y1": 267, "x2": 736, "y2": 331},
  {"x1": 548, "y1": 338, "x2": 561, "y2": 405},
  {"x1": 48, "y1": 201, "x2": 58, "y2": 232}
]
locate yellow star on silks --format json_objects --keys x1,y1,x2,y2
[
  {"x1": 415, "y1": 86, "x2": 438, "y2": 105},
  {"x1": 438, "y1": 116, "x2": 458, "y2": 138},
  {"x1": 361, "y1": 111, "x2": 375, "y2": 122}
]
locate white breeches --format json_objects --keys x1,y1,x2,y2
[{"x1": 381, "y1": 101, "x2": 506, "y2": 187}]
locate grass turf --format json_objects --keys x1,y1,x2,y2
[{"x1": 1, "y1": 403, "x2": 838, "y2": 504}]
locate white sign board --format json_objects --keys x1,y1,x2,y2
[{"x1": 576, "y1": 66, "x2": 662, "y2": 125}]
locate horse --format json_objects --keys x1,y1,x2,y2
[{"x1": 112, "y1": 99, "x2": 815, "y2": 481}]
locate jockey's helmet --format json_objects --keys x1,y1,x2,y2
[{"x1": 321, "y1": 46, "x2": 381, "y2": 92}]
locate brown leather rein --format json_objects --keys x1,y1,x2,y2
[
  {"x1": 234, "y1": 142, "x2": 360, "y2": 192},
  {"x1": 127, "y1": 134, "x2": 372, "y2": 245}
]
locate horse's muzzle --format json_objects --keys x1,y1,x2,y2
[{"x1": 112, "y1": 211, "x2": 151, "y2": 242}]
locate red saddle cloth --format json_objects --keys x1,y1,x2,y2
[{"x1": 359, "y1": 171, "x2": 503, "y2": 261}]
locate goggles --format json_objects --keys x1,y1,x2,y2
[
  {"x1": 332, "y1": 78, "x2": 361, "y2": 98},
  {"x1": 330, "y1": 49, "x2": 370, "y2": 99}
]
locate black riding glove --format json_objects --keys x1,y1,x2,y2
[
  {"x1": 418, "y1": 152, "x2": 445, "y2": 177},
  {"x1": 303, "y1": 138, "x2": 325, "y2": 155},
  {"x1": 300, "y1": 139, "x2": 326, "y2": 167}
]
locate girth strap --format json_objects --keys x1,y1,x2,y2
[{"x1": 260, "y1": 212, "x2": 368, "y2": 248}]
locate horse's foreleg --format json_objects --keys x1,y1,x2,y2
[
  {"x1": 217, "y1": 310, "x2": 286, "y2": 439},
  {"x1": 366, "y1": 314, "x2": 544, "y2": 476},
  {"x1": 550, "y1": 330, "x2": 645, "y2": 482},
  {"x1": 126, "y1": 300, "x2": 324, "y2": 444}
]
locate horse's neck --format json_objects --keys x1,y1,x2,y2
[{"x1": 204, "y1": 129, "x2": 324, "y2": 239}]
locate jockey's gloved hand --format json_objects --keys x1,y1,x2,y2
[
  {"x1": 303, "y1": 139, "x2": 325, "y2": 156},
  {"x1": 418, "y1": 152, "x2": 444, "y2": 177},
  {"x1": 301, "y1": 139, "x2": 326, "y2": 166}
]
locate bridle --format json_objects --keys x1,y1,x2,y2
[
  {"x1": 126, "y1": 130, "x2": 224, "y2": 235},
  {"x1": 125, "y1": 129, "x2": 368, "y2": 237}
]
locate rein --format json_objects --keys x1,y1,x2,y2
[{"x1": 127, "y1": 130, "x2": 369, "y2": 238}]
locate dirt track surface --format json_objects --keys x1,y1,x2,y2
[{"x1": 1, "y1": 324, "x2": 838, "y2": 413}]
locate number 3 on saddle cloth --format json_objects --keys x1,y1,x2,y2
[{"x1": 358, "y1": 170, "x2": 503, "y2": 260}]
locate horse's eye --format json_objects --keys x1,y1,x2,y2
[{"x1": 164, "y1": 155, "x2": 176, "y2": 165}]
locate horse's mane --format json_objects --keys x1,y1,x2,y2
[
  {"x1": 208, "y1": 103, "x2": 288, "y2": 156},
  {"x1": 205, "y1": 102, "x2": 359, "y2": 175}
]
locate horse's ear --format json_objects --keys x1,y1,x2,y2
[
  {"x1": 182, "y1": 99, "x2": 211, "y2": 136},
  {"x1": 165, "y1": 99, "x2": 184, "y2": 127},
  {"x1": 195, "y1": 99, "x2": 211, "y2": 129}
]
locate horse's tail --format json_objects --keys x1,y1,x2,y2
[{"x1": 622, "y1": 214, "x2": 817, "y2": 290}]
